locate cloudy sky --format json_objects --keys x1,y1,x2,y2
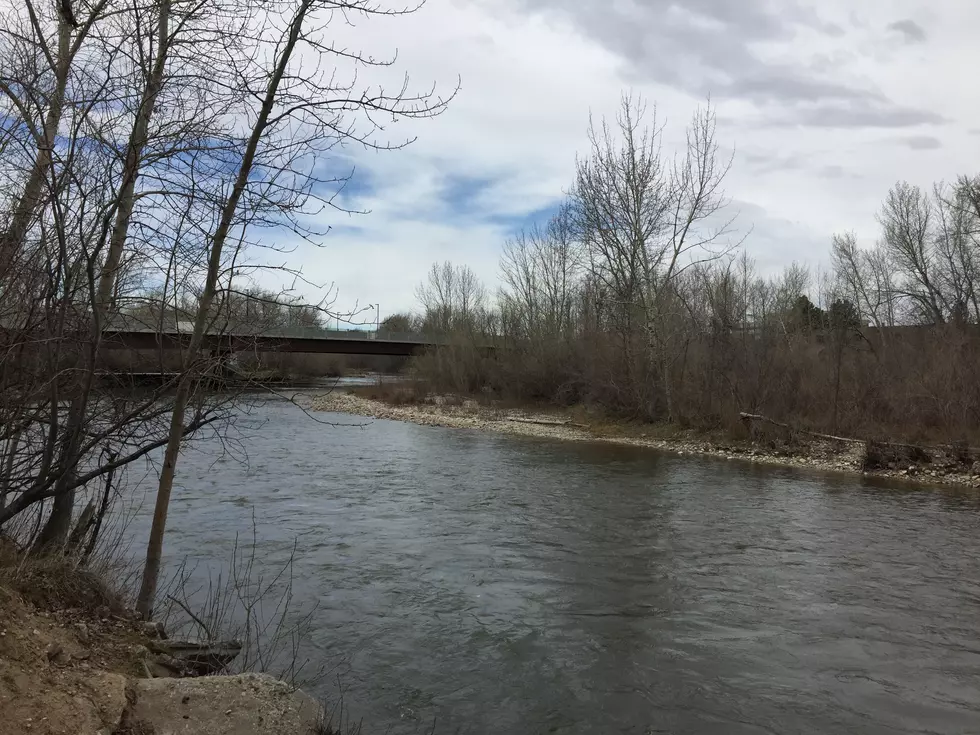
[{"x1": 272, "y1": 0, "x2": 979, "y2": 321}]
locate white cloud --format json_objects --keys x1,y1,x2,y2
[{"x1": 255, "y1": 0, "x2": 980, "y2": 318}]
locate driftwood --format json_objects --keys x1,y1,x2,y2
[
  {"x1": 505, "y1": 417, "x2": 588, "y2": 429},
  {"x1": 147, "y1": 639, "x2": 243, "y2": 677},
  {"x1": 739, "y1": 412, "x2": 865, "y2": 445}
]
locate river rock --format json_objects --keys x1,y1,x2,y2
[{"x1": 123, "y1": 673, "x2": 321, "y2": 735}]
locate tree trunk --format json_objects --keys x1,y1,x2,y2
[
  {"x1": 82, "y1": 460, "x2": 115, "y2": 562},
  {"x1": 136, "y1": 378, "x2": 193, "y2": 617},
  {"x1": 34, "y1": 389, "x2": 90, "y2": 550},
  {"x1": 36, "y1": 2, "x2": 171, "y2": 553},
  {"x1": 831, "y1": 329, "x2": 845, "y2": 435},
  {"x1": 0, "y1": 18, "x2": 72, "y2": 268},
  {"x1": 95, "y1": 0, "x2": 171, "y2": 310},
  {"x1": 135, "y1": 0, "x2": 313, "y2": 619},
  {"x1": 0, "y1": 428, "x2": 22, "y2": 512}
]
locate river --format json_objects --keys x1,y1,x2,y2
[{"x1": 124, "y1": 390, "x2": 980, "y2": 734}]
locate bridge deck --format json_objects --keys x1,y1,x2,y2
[{"x1": 101, "y1": 329, "x2": 434, "y2": 356}]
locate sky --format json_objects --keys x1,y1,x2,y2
[{"x1": 268, "y1": 0, "x2": 980, "y2": 321}]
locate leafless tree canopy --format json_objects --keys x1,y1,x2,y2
[
  {"x1": 0, "y1": 0, "x2": 452, "y2": 615},
  {"x1": 408, "y1": 96, "x2": 980, "y2": 443}
]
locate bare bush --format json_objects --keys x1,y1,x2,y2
[
  {"x1": 406, "y1": 99, "x2": 980, "y2": 445},
  {"x1": 157, "y1": 517, "x2": 325, "y2": 688}
]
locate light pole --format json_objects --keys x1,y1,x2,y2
[{"x1": 375, "y1": 303, "x2": 380, "y2": 334}]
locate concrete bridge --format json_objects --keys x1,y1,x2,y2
[{"x1": 100, "y1": 317, "x2": 439, "y2": 356}]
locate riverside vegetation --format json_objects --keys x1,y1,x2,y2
[{"x1": 362, "y1": 97, "x2": 980, "y2": 482}]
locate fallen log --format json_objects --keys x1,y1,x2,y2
[
  {"x1": 739, "y1": 412, "x2": 865, "y2": 445},
  {"x1": 505, "y1": 417, "x2": 589, "y2": 429},
  {"x1": 147, "y1": 639, "x2": 243, "y2": 677}
]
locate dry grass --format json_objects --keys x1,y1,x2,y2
[
  {"x1": 349, "y1": 383, "x2": 421, "y2": 405},
  {"x1": 348, "y1": 380, "x2": 469, "y2": 408},
  {"x1": 0, "y1": 541, "x2": 128, "y2": 617}
]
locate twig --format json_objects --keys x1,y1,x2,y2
[{"x1": 166, "y1": 593, "x2": 215, "y2": 641}]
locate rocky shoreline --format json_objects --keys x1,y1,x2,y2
[
  {"x1": 0, "y1": 577, "x2": 322, "y2": 735},
  {"x1": 312, "y1": 391, "x2": 980, "y2": 490}
]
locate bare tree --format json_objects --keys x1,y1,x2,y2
[
  {"x1": 24, "y1": 0, "x2": 265, "y2": 547},
  {"x1": 571, "y1": 94, "x2": 737, "y2": 419},
  {"x1": 0, "y1": 0, "x2": 452, "y2": 612},
  {"x1": 135, "y1": 0, "x2": 454, "y2": 617},
  {"x1": 933, "y1": 181, "x2": 980, "y2": 323},
  {"x1": 831, "y1": 232, "x2": 896, "y2": 335},
  {"x1": 0, "y1": 0, "x2": 110, "y2": 268},
  {"x1": 500, "y1": 229, "x2": 542, "y2": 338},
  {"x1": 878, "y1": 181, "x2": 946, "y2": 324},
  {"x1": 416, "y1": 261, "x2": 488, "y2": 335}
]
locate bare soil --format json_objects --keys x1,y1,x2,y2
[
  {"x1": 0, "y1": 576, "x2": 145, "y2": 735},
  {"x1": 0, "y1": 556, "x2": 323, "y2": 735}
]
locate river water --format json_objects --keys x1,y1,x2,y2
[{"x1": 125, "y1": 391, "x2": 980, "y2": 734}]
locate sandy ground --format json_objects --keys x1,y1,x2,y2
[{"x1": 311, "y1": 392, "x2": 980, "y2": 489}]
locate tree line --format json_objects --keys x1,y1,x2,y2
[
  {"x1": 402, "y1": 96, "x2": 980, "y2": 444},
  {"x1": 0, "y1": 0, "x2": 449, "y2": 618}
]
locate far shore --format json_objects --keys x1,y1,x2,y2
[{"x1": 311, "y1": 391, "x2": 980, "y2": 490}]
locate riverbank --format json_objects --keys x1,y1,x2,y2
[
  {"x1": 0, "y1": 554, "x2": 324, "y2": 735},
  {"x1": 312, "y1": 391, "x2": 980, "y2": 489}
]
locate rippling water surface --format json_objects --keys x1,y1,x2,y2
[{"x1": 126, "y1": 393, "x2": 980, "y2": 734}]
